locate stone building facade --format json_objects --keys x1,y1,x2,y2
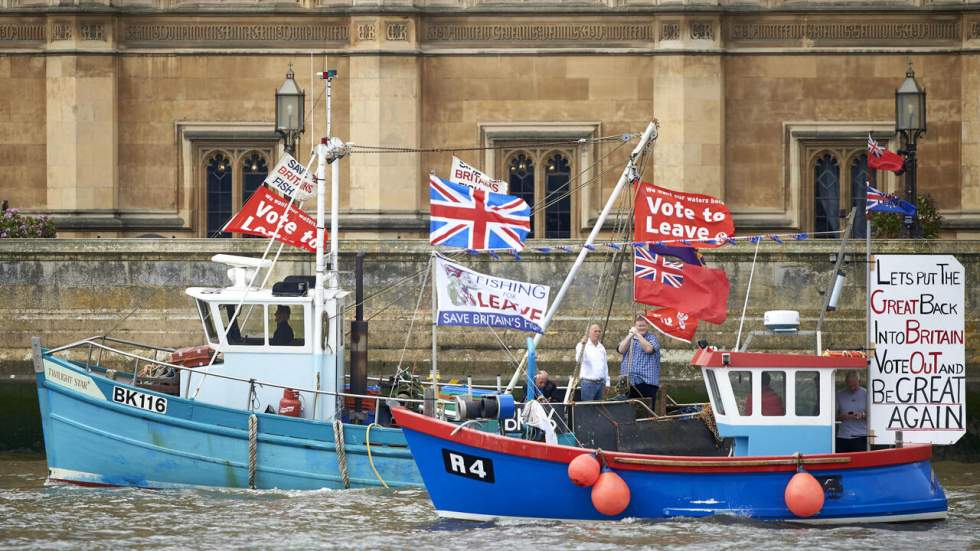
[{"x1": 2, "y1": 0, "x2": 980, "y2": 239}]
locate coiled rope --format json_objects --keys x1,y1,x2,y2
[{"x1": 333, "y1": 418, "x2": 350, "y2": 489}]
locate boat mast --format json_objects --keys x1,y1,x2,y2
[
  {"x1": 505, "y1": 121, "x2": 659, "y2": 392},
  {"x1": 314, "y1": 69, "x2": 346, "y2": 422},
  {"x1": 815, "y1": 207, "x2": 856, "y2": 355}
]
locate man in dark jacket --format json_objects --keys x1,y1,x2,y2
[{"x1": 528, "y1": 371, "x2": 562, "y2": 402}]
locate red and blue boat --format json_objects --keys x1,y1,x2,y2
[{"x1": 392, "y1": 347, "x2": 949, "y2": 524}]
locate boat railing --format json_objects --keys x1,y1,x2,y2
[{"x1": 45, "y1": 337, "x2": 451, "y2": 407}]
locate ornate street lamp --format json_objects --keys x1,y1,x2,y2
[
  {"x1": 275, "y1": 64, "x2": 305, "y2": 156},
  {"x1": 895, "y1": 61, "x2": 926, "y2": 237}
]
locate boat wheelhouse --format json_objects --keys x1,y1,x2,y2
[
  {"x1": 184, "y1": 254, "x2": 347, "y2": 421},
  {"x1": 694, "y1": 349, "x2": 867, "y2": 456}
]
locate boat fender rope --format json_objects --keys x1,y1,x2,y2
[
  {"x1": 247, "y1": 414, "x2": 258, "y2": 489},
  {"x1": 794, "y1": 451, "x2": 803, "y2": 472},
  {"x1": 333, "y1": 419, "x2": 350, "y2": 489},
  {"x1": 365, "y1": 423, "x2": 389, "y2": 489}
]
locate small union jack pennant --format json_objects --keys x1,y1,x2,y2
[
  {"x1": 866, "y1": 183, "x2": 916, "y2": 216},
  {"x1": 634, "y1": 247, "x2": 685, "y2": 288}
]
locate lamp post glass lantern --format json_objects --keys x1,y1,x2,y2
[
  {"x1": 276, "y1": 65, "x2": 305, "y2": 156},
  {"x1": 895, "y1": 62, "x2": 926, "y2": 238}
]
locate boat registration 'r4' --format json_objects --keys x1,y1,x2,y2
[
  {"x1": 442, "y1": 449, "x2": 494, "y2": 483},
  {"x1": 112, "y1": 386, "x2": 168, "y2": 415}
]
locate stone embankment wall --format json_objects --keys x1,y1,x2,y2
[{"x1": 1, "y1": 238, "x2": 978, "y2": 386}]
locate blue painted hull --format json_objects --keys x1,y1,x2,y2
[
  {"x1": 394, "y1": 407, "x2": 948, "y2": 524},
  {"x1": 36, "y1": 354, "x2": 421, "y2": 490}
]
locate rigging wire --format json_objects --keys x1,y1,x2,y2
[{"x1": 348, "y1": 133, "x2": 637, "y2": 154}]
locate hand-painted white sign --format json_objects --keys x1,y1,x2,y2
[
  {"x1": 449, "y1": 156, "x2": 508, "y2": 194},
  {"x1": 435, "y1": 256, "x2": 549, "y2": 333},
  {"x1": 869, "y1": 254, "x2": 965, "y2": 445},
  {"x1": 264, "y1": 153, "x2": 315, "y2": 201}
]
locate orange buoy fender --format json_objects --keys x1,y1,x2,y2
[
  {"x1": 568, "y1": 454, "x2": 601, "y2": 487},
  {"x1": 591, "y1": 470, "x2": 631, "y2": 516},
  {"x1": 784, "y1": 471, "x2": 825, "y2": 517}
]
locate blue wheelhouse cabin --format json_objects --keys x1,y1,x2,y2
[{"x1": 692, "y1": 349, "x2": 867, "y2": 456}]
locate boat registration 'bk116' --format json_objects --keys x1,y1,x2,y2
[{"x1": 112, "y1": 386, "x2": 168, "y2": 414}]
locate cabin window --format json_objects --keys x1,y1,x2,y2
[
  {"x1": 759, "y1": 371, "x2": 786, "y2": 416},
  {"x1": 795, "y1": 371, "x2": 821, "y2": 416},
  {"x1": 729, "y1": 371, "x2": 752, "y2": 416},
  {"x1": 269, "y1": 304, "x2": 304, "y2": 347},
  {"x1": 220, "y1": 304, "x2": 266, "y2": 346},
  {"x1": 705, "y1": 370, "x2": 725, "y2": 415},
  {"x1": 197, "y1": 300, "x2": 218, "y2": 344}
]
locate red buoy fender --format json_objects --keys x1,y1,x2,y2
[
  {"x1": 591, "y1": 470, "x2": 631, "y2": 516},
  {"x1": 568, "y1": 454, "x2": 601, "y2": 487},
  {"x1": 784, "y1": 471, "x2": 825, "y2": 518}
]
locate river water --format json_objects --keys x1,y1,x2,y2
[{"x1": 0, "y1": 456, "x2": 977, "y2": 550}]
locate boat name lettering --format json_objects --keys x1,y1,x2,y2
[
  {"x1": 112, "y1": 386, "x2": 168, "y2": 414},
  {"x1": 441, "y1": 448, "x2": 495, "y2": 483}
]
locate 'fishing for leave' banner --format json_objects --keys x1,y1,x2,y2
[
  {"x1": 634, "y1": 182, "x2": 734, "y2": 248},
  {"x1": 222, "y1": 187, "x2": 321, "y2": 253},
  {"x1": 434, "y1": 256, "x2": 550, "y2": 333}
]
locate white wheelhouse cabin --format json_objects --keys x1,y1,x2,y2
[
  {"x1": 692, "y1": 348, "x2": 867, "y2": 456},
  {"x1": 181, "y1": 254, "x2": 349, "y2": 422}
]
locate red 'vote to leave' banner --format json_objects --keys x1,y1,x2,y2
[
  {"x1": 634, "y1": 182, "x2": 734, "y2": 248},
  {"x1": 222, "y1": 187, "x2": 322, "y2": 253}
]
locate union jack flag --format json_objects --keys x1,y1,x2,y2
[
  {"x1": 867, "y1": 134, "x2": 884, "y2": 158},
  {"x1": 429, "y1": 175, "x2": 531, "y2": 251},
  {"x1": 634, "y1": 247, "x2": 685, "y2": 288}
]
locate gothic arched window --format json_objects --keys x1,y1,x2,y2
[
  {"x1": 813, "y1": 153, "x2": 840, "y2": 235},
  {"x1": 242, "y1": 152, "x2": 269, "y2": 203},
  {"x1": 199, "y1": 146, "x2": 275, "y2": 238},
  {"x1": 544, "y1": 153, "x2": 571, "y2": 238},
  {"x1": 849, "y1": 154, "x2": 876, "y2": 238},
  {"x1": 206, "y1": 151, "x2": 234, "y2": 237},
  {"x1": 508, "y1": 152, "x2": 536, "y2": 238}
]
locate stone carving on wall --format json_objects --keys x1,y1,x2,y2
[
  {"x1": 968, "y1": 21, "x2": 980, "y2": 40},
  {"x1": 424, "y1": 21, "x2": 653, "y2": 43},
  {"x1": 728, "y1": 19, "x2": 960, "y2": 44},
  {"x1": 80, "y1": 23, "x2": 106, "y2": 41},
  {"x1": 0, "y1": 23, "x2": 45, "y2": 42},
  {"x1": 386, "y1": 22, "x2": 408, "y2": 41},
  {"x1": 690, "y1": 21, "x2": 714, "y2": 40},
  {"x1": 52, "y1": 22, "x2": 72, "y2": 41},
  {"x1": 122, "y1": 21, "x2": 349, "y2": 45},
  {"x1": 660, "y1": 21, "x2": 679, "y2": 41},
  {"x1": 357, "y1": 23, "x2": 376, "y2": 41}
]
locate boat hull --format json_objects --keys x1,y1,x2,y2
[
  {"x1": 36, "y1": 354, "x2": 422, "y2": 490},
  {"x1": 392, "y1": 407, "x2": 948, "y2": 523}
]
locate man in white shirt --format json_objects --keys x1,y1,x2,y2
[{"x1": 575, "y1": 324, "x2": 609, "y2": 401}]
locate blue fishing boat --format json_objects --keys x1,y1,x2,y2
[
  {"x1": 32, "y1": 71, "x2": 425, "y2": 490},
  {"x1": 392, "y1": 347, "x2": 950, "y2": 523}
]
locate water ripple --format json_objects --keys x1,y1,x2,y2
[{"x1": 0, "y1": 459, "x2": 977, "y2": 551}]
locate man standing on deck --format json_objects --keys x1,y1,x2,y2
[
  {"x1": 617, "y1": 315, "x2": 661, "y2": 409},
  {"x1": 836, "y1": 371, "x2": 868, "y2": 452},
  {"x1": 575, "y1": 324, "x2": 609, "y2": 401}
]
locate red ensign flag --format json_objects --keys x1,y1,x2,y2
[{"x1": 633, "y1": 247, "x2": 730, "y2": 324}]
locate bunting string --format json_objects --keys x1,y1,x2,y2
[{"x1": 432, "y1": 230, "x2": 844, "y2": 261}]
